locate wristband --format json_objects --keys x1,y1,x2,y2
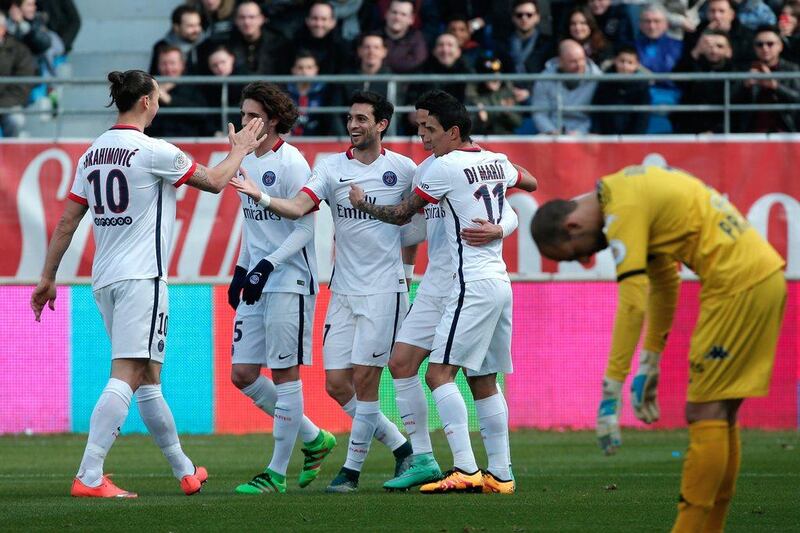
[
  {"x1": 403, "y1": 263, "x2": 414, "y2": 278},
  {"x1": 257, "y1": 193, "x2": 271, "y2": 208}
]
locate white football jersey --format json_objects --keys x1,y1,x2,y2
[
  {"x1": 416, "y1": 147, "x2": 519, "y2": 284},
  {"x1": 302, "y1": 147, "x2": 416, "y2": 295},
  {"x1": 236, "y1": 139, "x2": 319, "y2": 295},
  {"x1": 68, "y1": 125, "x2": 196, "y2": 290},
  {"x1": 413, "y1": 155, "x2": 452, "y2": 298}
]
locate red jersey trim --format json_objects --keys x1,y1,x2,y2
[
  {"x1": 346, "y1": 146, "x2": 386, "y2": 159},
  {"x1": 272, "y1": 138, "x2": 285, "y2": 152},
  {"x1": 456, "y1": 147, "x2": 481, "y2": 152},
  {"x1": 110, "y1": 124, "x2": 142, "y2": 132},
  {"x1": 414, "y1": 186, "x2": 438, "y2": 204},
  {"x1": 68, "y1": 192, "x2": 88, "y2": 206},
  {"x1": 174, "y1": 161, "x2": 196, "y2": 188},
  {"x1": 509, "y1": 169, "x2": 522, "y2": 188},
  {"x1": 301, "y1": 186, "x2": 321, "y2": 206}
]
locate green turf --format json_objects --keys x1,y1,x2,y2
[{"x1": 1, "y1": 430, "x2": 798, "y2": 532}]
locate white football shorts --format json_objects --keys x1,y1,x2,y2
[
  {"x1": 232, "y1": 292, "x2": 315, "y2": 369},
  {"x1": 429, "y1": 278, "x2": 513, "y2": 377},
  {"x1": 93, "y1": 278, "x2": 169, "y2": 363},
  {"x1": 394, "y1": 292, "x2": 448, "y2": 351},
  {"x1": 323, "y1": 291, "x2": 409, "y2": 369}
]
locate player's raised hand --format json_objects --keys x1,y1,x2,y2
[
  {"x1": 349, "y1": 184, "x2": 366, "y2": 207},
  {"x1": 230, "y1": 167, "x2": 261, "y2": 201},
  {"x1": 228, "y1": 118, "x2": 266, "y2": 154},
  {"x1": 31, "y1": 280, "x2": 57, "y2": 322},
  {"x1": 597, "y1": 377, "x2": 623, "y2": 455},
  {"x1": 461, "y1": 218, "x2": 503, "y2": 246},
  {"x1": 631, "y1": 350, "x2": 661, "y2": 424}
]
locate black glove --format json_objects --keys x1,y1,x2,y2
[
  {"x1": 228, "y1": 265, "x2": 248, "y2": 310},
  {"x1": 242, "y1": 259, "x2": 274, "y2": 305}
]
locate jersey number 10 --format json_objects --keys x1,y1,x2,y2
[
  {"x1": 473, "y1": 183, "x2": 505, "y2": 224},
  {"x1": 87, "y1": 169, "x2": 130, "y2": 215}
]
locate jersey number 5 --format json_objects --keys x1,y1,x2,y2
[
  {"x1": 87, "y1": 169, "x2": 130, "y2": 214},
  {"x1": 473, "y1": 183, "x2": 505, "y2": 224}
]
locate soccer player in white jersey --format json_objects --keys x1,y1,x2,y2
[
  {"x1": 380, "y1": 90, "x2": 537, "y2": 492},
  {"x1": 222, "y1": 83, "x2": 337, "y2": 494},
  {"x1": 231, "y1": 90, "x2": 415, "y2": 493},
  {"x1": 349, "y1": 96, "x2": 523, "y2": 494},
  {"x1": 30, "y1": 69, "x2": 264, "y2": 498}
]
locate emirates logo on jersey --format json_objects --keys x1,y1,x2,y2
[
  {"x1": 382, "y1": 171, "x2": 397, "y2": 186},
  {"x1": 262, "y1": 171, "x2": 276, "y2": 187}
]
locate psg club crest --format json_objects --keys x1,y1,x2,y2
[
  {"x1": 157, "y1": 339, "x2": 165, "y2": 352},
  {"x1": 382, "y1": 171, "x2": 397, "y2": 186},
  {"x1": 262, "y1": 171, "x2": 276, "y2": 187}
]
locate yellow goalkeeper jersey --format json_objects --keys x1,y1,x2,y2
[{"x1": 598, "y1": 165, "x2": 784, "y2": 299}]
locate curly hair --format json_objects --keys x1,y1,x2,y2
[{"x1": 240, "y1": 82, "x2": 298, "y2": 134}]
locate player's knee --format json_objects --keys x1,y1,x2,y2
[
  {"x1": 388, "y1": 354, "x2": 416, "y2": 378},
  {"x1": 325, "y1": 379, "x2": 351, "y2": 404},
  {"x1": 467, "y1": 376, "x2": 497, "y2": 400},
  {"x1": 230, "y1": 366, "x2": 258, "y2": 390}
]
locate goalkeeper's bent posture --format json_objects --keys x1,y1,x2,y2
[{"x1": 531, "y1": 165, "x2": 786, "y2": 533}]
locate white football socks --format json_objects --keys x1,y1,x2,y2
[
  {"x1": 268, "y1": 380, "x2": 304, "y2": 476},
  {"x1": 433, "y1": 382, "x2": 478, "y2": 473},
  {"x1": 241, "y1": 375, "x2": 320, "y2": 444},
  {"x1": 496, "y1": 383, "x2": 512, "y2": 468},
  {"x1": 76, "y1": 378, "x2": 133, "y2": 487},
  {"x1": 394, "y1": 376, "x2": 432, "y2": 455},
  {"x1": 137, "y1": 384, "x2": 195, "y2": 480},
  {"x1": 475, "y1": 392, "x2": 511, "y2": 481},
  {"x1": 342, "y1": 395, "x2": 407, "y2": 451},
  {"x1": 343, "y1": 400, "x2": 380, "y2": 472}
]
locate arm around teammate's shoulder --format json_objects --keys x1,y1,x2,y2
[{"x1": 186, "y1": 120, "x2": 266, "y2": 193}]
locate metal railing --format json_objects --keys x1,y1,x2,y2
[{"x1": 1, "y1": 71, "x2": 799, "y2": 137}]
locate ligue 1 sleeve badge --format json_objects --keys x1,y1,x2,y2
[
  {"x1": 262, "y1": 171, "x2": 277, "y2": 187},
  {"x1": 382, "y1": 171, "x2": 397, "y2": 186}
]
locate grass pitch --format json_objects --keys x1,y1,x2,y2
[{"x1": 1, "y1": 430, "x2": 798, "y2": 532}]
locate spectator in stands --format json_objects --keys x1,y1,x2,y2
[
  {"x1": 260, "y1": 0, "x2": 308, "y2": 40},
  {"x1": 685, "y1": 0, "x2": 754, "y2": 64},
  {"x1": 223, "y1": 1, "x2": 289, "y2": 75},
  {"x1": 37, "y1": 0, "x2": 80, "y2": 54},
  {"x1": 0, "y1": 11, "x2": 36, "y2": 137},
  {"x1": 733, "y1": 25, "x2": 800, "y2": 132},
  {"x1": 186, "y1": 0, "x2": 235, "y2": 41},
  {"x1": 494, "y1": 0, "x2": 554, "y2": 76},
  {"x1": 661, "y1": 0, "x2": 700, "y2": 41},
  {"x1": 445, "y1": 14, "x2": 486, "y2": 69},
  {"x1": 408, "y1": 32, "x2": 472, "y2": 103},
  {"x1": 778, "y1": 1, "x2": 800, "y2": 59},
  {"x1": 591, "y1": 45, "x2": 650, "y2": 134},
  {"x1": 338, "y1": 32, "x2": 392, "y2": 99},
  {"x1": 381, "y1": 0, "x2": 428, "y2": 74},
  {"x1": 468, "y1": 55, "x2": 524, "y2": 135},
  {"x1": 6, "y1": 0, "x2": 63, "y2": 75},
  {"x1": 587, "y1": 0, "x2": 635, "y2": 46},
  {"x1": 734, "y1": 0, "x2": 777, "y2": 31},
  {"x1": 286, "y1": 50, "x2": 335, "y2": 136},
  {"x1": 331, "y1": 0, "x2": 363, "y2": 42},
  {"x1": 532, "y1": 39, "x2": 601, "y2": 135},
  {"x1": 636, "y1": 3, "x2": 683, "y2": 133},
  {"x1": 204, "y1": 44, "x2": 244, "y2": 134},
  {"x1": 563, "y1": 6, "x2": 614, "y2": 66},
  {"x1": 293, "y1": 1, "x2": 350, "y2": 74},
  {"x1": 146, "y1": 45, "x2": 210, "y2": 137},
  {"x1": 673, "y1": 29, "x2": 735, "y2": 133},
  {"x1": 148, "y1": 5, "x2": 204, "y2": 74}
]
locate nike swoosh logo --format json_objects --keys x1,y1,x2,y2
[
  {"x1": 350, "y1": 441, "x2": 368, "y2": 446},
  {"x1": 277, "y1": 353, "x2": 294, "y2": 360},
  {"x1": 371, "y1": 352, "x2": 386, "y2": 358},
  {"x1": 339, "y1": 177, "x2": 355, "y2": 183}
]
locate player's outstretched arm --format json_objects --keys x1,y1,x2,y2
[
  {"x1": 349, "y1": 184, "x2": 427, "y2": 225},
  {"x1": 187, "y1": 119, "x2": 267, "y2": 193},
  {"x1": 512, "y1": 163, "x2": 538, "y2": 192},
  {"x1": 31, "y1": 199, "x2": 88, "y2": 321},
  {"x1": 230, "y1": 166, "x2": 316, "y2": 220}
]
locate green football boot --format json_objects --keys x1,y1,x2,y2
[
  {"x1": 234, "y1": 468, "x2": 286, "y2": 494},
  {"x1": 298, "y1": 429, "x2": 337, "y2": 488},
  {"x1": 383, "y1": 452, "x2": 443, "y2": 491}
]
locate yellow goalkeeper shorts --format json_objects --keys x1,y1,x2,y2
[{"x1": 687, "y1": 269, "x2": 787, "y2": 403}]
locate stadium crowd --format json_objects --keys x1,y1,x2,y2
[{"x1": 3, "y1": 0, "x2": 800, "y2": 136}]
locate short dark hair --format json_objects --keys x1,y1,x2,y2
[
  {"x1": 700, "y1": 28, "x2": 731, "y2": 44},
  {"x1": 172, "y1": 5, "x2": 200, "y2": 25},
  {"x1": 357, "y1": 31, "x2": 386, "y2": 48},
  {"x1": 293, "y1": 48, "x2": 318, "y2": 64},
  {"x1": 106, "y1": 70, "x2": 156, "y2": 113},
  {"x1": 707, "y1": 0, "x2": 735, "y2": 10},
  {"x1": 754, "y1": 24, "x2": 781, "y2": 40},
  {"x1": 513, "y1": 0, "x2": 539, "y2": 11},
  {"x1": 349, "y1": 90, "x2": 394, "y2": 138},
  {"x1": 308, "y1": 0, "x2": 334, "y2": 16},
  {"x1": 157, "y1": 44, "x2": 183, "y2": 59},
  {"x1": 208, "y1": 44, "x2": 234, "y2": 57},
  {"x1": 530, "y1": 199, "x2": 578, "y2": 250},
  {"x1": 426, "y1": 97, "x2": 472, "y2": 141},
  {"x1": 415, "y1": 89, "x2": 459, "y2": 111},
  {"x1": 615, "y1": 44, "x2": 638, "y2": 58},
  {"x1": 240, "y1": 82, "x2": 298, "y2": 134}
]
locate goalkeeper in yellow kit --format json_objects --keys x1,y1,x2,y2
[{"x1": 531, "y1": 166, "x2": 786, "y2": 533}]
